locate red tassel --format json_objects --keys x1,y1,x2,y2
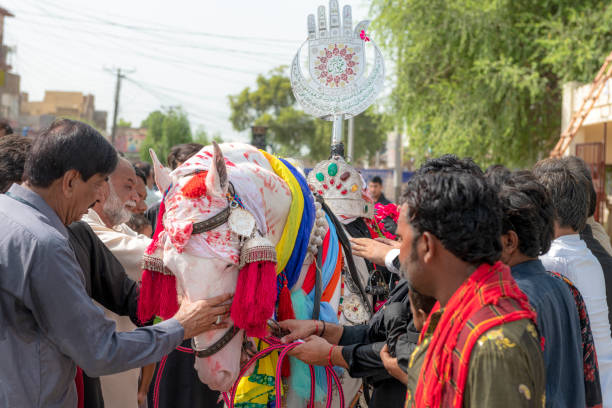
[
  {"x1": 231, "y1": 261, "x2": 277, "y2": 338},
  {"x1": 181, "y1": 172, "x2": 208, "y2": 198},
  {"x1": 138, "y1": 268, "x2": 160, "y2": 323},
  {"x1": 139, "y1": 196, "x2": 180, "y2": 323},
  {"x1": 159, "y1": 274, "x2": 180, "y2": 319},
  {"x1": 278, "y1": 282, "x2": 295, "y2": 321}
]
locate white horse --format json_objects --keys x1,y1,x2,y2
[{"x1": 142, "y1": 142, "x2": 372, "y2": 405}]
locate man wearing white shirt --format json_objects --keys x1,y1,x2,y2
[
  {"x1": 83, "y1": 156, "x2": 152, "y2": 408},
  {"x1": 84, "y1": 158, "x2": 151, "y2": 280},
  {"x1": 535, "y1": 159, "x2": 612, "y2": 406}
]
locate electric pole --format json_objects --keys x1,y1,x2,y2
[
  {"x1": 105, "y1": 67, "x2": 135, "y2": 146},
  {"x1": 110, "y1": 68, "x2": 124, "y2": 146}
]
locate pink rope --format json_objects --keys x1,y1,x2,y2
[
  {"x1": 153, "y1": 355, "x2": 168, "y2": 408},
  {"x1": 222, "y1": 336, "x2": 345, "y2": 408}
]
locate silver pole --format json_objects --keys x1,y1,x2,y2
[
  {"x1": 331, "y1": 114, "x2": 344, "y2": 146},
  {"x1": 393, "y1": 129, "x2": 402, "y2": 202},
  {"x1": 347, "y1": 116, "x2": 354, "y2": 162}
]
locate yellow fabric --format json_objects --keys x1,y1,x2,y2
[
  {"x1": 234, "y1": 341, "x2": 281, "y2": 407},
  {"x1": 260, "y1": 151, "x2": 304, "y2": 275}
]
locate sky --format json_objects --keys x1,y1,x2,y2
[{"x1": 3, "y1": 0, "x2": 377, "y2": 142}]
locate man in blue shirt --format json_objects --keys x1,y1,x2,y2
[
  {"x1": 0, "y1": 119, "x2": 232, "y2": 407},
  {"x1": 492, "y1": 170, "x2": 589, "y2": 407}
]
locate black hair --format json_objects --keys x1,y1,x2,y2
[
  {"x1": 0, "y1": 119, "x2": 13, "y2": 135},
  {"x1": 134, "y1": 161, "x2": 152, "y2": 179},
  {"x1": 484, "y1": 164, "x2": 512, "y2": 192},
  {"x1": 562, "y1": 156, "x2": 597, "y2": 218},
  {"x1": 370, "y1": 176, "x2": 383, "y2": 185},
  {"x1": 133, "y1": 165, "x2": 147, "y2": 186},
  {"x1": 0, "y1": 135, "x2": 32, "y2": 193},
  {"x1": 533, "y1": 158, "x2": 588, "y2": 232},
  {"x1": 408, "y1": 288, "x2": 437, "y2": 314},
  {"x1": 127, "y1": 213, "x2": 152, "y2": 236},
  {"x1": 416, "y1": 154, "x2": 483, "y2": 177},
  {"x1": 24, "y1": 119, "x2": 118, "y2": 188},
  {"x1": 167, "y1": 143, "x2": 204, "y2": 170},
  {"x1": 401, "y1": 171, "x2": 502, "y2": 266},
  {"x1": 498, "y1": 171, "x2": 554, "y2": 257}
]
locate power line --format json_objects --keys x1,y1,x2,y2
[{"x1": 13, "y1": 0, "x2": 302, "y2": 46}]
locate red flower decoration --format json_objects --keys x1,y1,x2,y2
[{"x1": 374, "y1": 203, "x2": 400, "y2": 240}]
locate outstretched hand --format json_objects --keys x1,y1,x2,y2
[
  {"x1": 288, "y1": 335, "x2": 333, "y2": 366},
  {"x1": 278, "y1": 319, "x2": 318, "y2": 344},
  {"x1": 350, "y1": 237, "x2": 398, "y2": 266},
  {"x1": 174, "y1": 292, "x2": 233, "y2": 339}
]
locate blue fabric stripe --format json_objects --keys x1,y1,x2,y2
[{"x1": 279, "y1": 158, "x2": 315, "y2": 290}]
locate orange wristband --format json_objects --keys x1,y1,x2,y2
[{"x1": 328, "y1": 345, "x2": 335, "y2": 367}]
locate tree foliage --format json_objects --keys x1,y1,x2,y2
[
  {"x1": 193, "y1": 126, "x2": 224, "y2": 146},
  {"x1": 371, "y1": 0, "x2": 612, "y2": 168},
  {"x1": 139, "y1": 107, "x2": 192, "y2": 163},
  {"x1": 228, "y1": 66, "x2": 389, "y2": 163},
  {"x1": 117, "y1": 118, "x2": 132, "y2": 128}
]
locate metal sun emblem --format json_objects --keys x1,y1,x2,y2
[{"x1": 290, "y1": 0, "x2": 385, "y2": 121}]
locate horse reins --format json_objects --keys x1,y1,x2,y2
[{"x1": 222, "y1": 335, "x2": 345, "y2": 408}]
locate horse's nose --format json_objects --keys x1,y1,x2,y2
[{"x1": 196, "y1": 368, "x2": 235, "y2": 392}]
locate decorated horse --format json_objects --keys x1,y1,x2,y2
[{"x1": 138, "y1": 142, "x2": 376, "y2": 407}]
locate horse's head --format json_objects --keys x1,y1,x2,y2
[{"x1": 148, "y1": 142, "x2": 292, "y2": 392}]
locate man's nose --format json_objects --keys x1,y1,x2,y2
[
  {"x1": 95, "y1": 186, "x2": 106, "y2": 203},
  {"x1": 130, "y1": 190, "x2": 139, "y2": 202}
]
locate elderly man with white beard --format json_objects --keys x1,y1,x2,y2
[
  {"x1": 84, "y1": 157, "x2": 152, "y2": 280},
  {"x1": 82, "y1": 156, "x2": 154, "y2": 408}
]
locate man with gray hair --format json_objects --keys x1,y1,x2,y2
[{"x1": 0, "y1": 119, "x2": 232, "y2": 408}]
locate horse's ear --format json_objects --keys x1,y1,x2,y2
[
  {"x1": 206, "y1": 141, "x2": 228, "y2": 197},
  {"x1": 149, "y1": 148, "x2": 172, "y2": 194}
]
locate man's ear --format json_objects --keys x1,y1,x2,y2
[
  {"x1": 501, "y1": 230, "x2": 520, "y2": 255},
  {"x1": 421, "y1": 231, "x2": 437, "y2": 265},
  {"x1": 61, "y1": 169, "x2": 80, "y2": 198}
]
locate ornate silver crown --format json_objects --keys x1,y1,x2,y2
[{"x1": 307, "y1": 155, "x2": 374, "y2": 220}]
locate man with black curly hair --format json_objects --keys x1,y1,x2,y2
[
  {"x1": 495, "y1": 170, "x2": 595, "y2": 408},
  {"x1": 394, "y1": 170, "x2": 545, "y2": 408}
]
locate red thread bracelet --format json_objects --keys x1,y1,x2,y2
[
  {"x1": 328, "y1": 345, "x2": 336, "y2": 367},
  {"x1": 315, "y1": 321, "x2": 319, "y2": 336}
]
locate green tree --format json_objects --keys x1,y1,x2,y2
[
  {"x1": 371, "y1": 0, "x2": 612, "y2": 168},
  {"x1": 117, "y1": 118, "x2": 132, "y2": 128},
  {"x1": 229, "y1": 67, "x2": 388, "y2": 163},
  {"x1": 193, "y1": 126, "x2": 211, "y2": 145},
  {"x1": 193, "y1": 126, "x2": 224, "y2": 146},
  {"x1": 140, "y1": 107, "x2": 192, "y2": 163}
]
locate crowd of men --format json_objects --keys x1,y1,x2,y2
[{"x1": 1, "y1": 118, "x2": 612, "y2": 408}]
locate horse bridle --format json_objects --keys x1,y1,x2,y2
[{"x1": 189, "y1": 182, "x2": 243, "y2": 358}]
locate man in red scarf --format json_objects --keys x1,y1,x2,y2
[{"x1": 393, "y1": 169, "x2": 546, "y2": 407}]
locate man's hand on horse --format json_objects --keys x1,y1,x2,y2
[
  {"x1": 174, "y1": 292, "x2": 233, "y2": 339},
  {"x1": 380, "y1": 344, "x2": 408, "y2": 385},
  {"x1": 278, "y1": 319, "x2": 319, "y2": 344},
  {"x1": 350, "y1": 237, "x2": 399, "y2": 266},
  {"x1": 289, "y1": 335, "x2": 348, "y2": 369}
]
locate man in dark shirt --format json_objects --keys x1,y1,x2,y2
[
  {"x1": 278, "y1": 280, "x2": 415, "y2": 407},
  {"x1": 494, "y1": 170, "x2": 589, "y2": 407},
  {"x1": 68, "y1": 220, "x2": 144, "y2": 408},
  {"x1": 367, "y1": 176, "x2": 391, "y2": 205}
]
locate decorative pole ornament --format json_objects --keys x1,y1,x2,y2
[{"x1": 290, "y1": 0, "x2": 385, "y2": 157}]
